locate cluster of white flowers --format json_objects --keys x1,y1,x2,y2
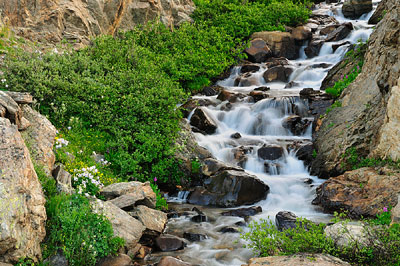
[
  {"x1": 55, "y1": 138, "x2": 69, "y2": 149},
  {"x1": 1, "y1": 78, "x2": 8, "y2": 88},
  {"x1": 99, "y1": 158, "x2": 110, "y2": 166},
  {"x1": 73, "y1": 165, "x2": 104, "y2": 195}
]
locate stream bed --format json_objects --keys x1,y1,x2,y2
[{"x1": 156, "y1": 1, "x2": 380, "y2": 265}]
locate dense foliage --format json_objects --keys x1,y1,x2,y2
[
  {"x1": 241, "y1": 209, "x2": 400, "y2": 265},
  {"x1": 43, "y1": 194, "x2": 124, "y2": 266},
  {"x1": 1, "y1": 0, "x2": 311, "y2": 186}
]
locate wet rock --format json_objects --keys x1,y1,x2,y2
[
  {"x1": 241, "y1": 64, "x2": 261, "y2": 74},
  {"x1": 180, "y1": 98, "x2": 215, "y2": 118},
  {"x1": 191, "y1": 214, "x2": 208, "y2": 223},
  {"x1": 313, "y1": 168, "x2": 400, "y2": 218},
  {"x1": 155, "y1": 235, "x2": 186, "y2": 252},
  {"x1": 231, "y1": 132, "x2": 242, "y2": 139},
  {"x1": 325, "y1": 222, "x2": 369, "y2": 248},
  {"x1": 157, "y1": 256, "x2": 192, "y2": 266},
  {"x1": 275, "y1": 211, "x2": 299, "y2": 231},
  {"x1": 320, "y1": 25, "x2": 338, "y2": 35},
  {"x1": 233, "y1": 146, "x2": 250, "y2": 167},
  {"x1": 251, "y1": 31, "x2": 297, "y2": 59},
  {"x1": 264, "y1": 162, "x2": 282, "y2": 175},
  {"x1": 183, "y1": 232, "x2": 207, "y2": 242},
  {"x1": 0, "y1": 117, "x2": 46, "y2": 263},
  {"x1": 332, "y1": 41, "x2": 351, "y2": 52},
  {"x1": 258, "y1": 145, "x2": 284, "y2": 160},
  {"x1": 282, "y1": 115, "x2": 311, "y2": 136},
  {"x1": 291, "y1": 26, "x2": 312, "y2": 43},
  {"x1": 91, "y1": 199, "x2": 145, "y2": 253},
  {"x1": 305, "y1": 23, "x2": 319, "y2": 32},
  {"x1": 190, "y1": 108, "x2": 217, "y2": 135},
  {"x1": 368, "y1": 0, "x2": 386, "y2": 24},
  {"x1": 265, "y1": 57, "x2": 290, "y2": 68},
  {"x1": 305, "y1": 39, "x2": 324, "y2": 58},
  {"x1": 342, "y1": 0, "x2": 373, "y2": 19},
  {"x1": 217, "y1": 89, "x2": 237, "y2": 103},
  {"x1": 136, "y1": 246, "x2": 152, "y2": 259},
  {"x1": 201, "y1": 158, "x2": 242, "y2": 177},
  {"x1": 254, "y1": 86, "x2": 271, "y2": 92},
  {"x1": 219, "y1": 227, "x2": 239, "y2": 233},
  {"x1": 296, "y1": 143, "x2": 314, "y2": 166},
  {"x1": 284, "y1": 81, "x2": 300, "y2": 89},
  {"x1": 20, "y1": 105, "x2": 57, "y2": 175},
  {"x1": 246, "y1": 254, "x2": 351, "y2": 266},
  {"x1": 310, "y1": 63, "x2": 332, "y2": 69},
  {"x1": 245, "y1": 38, "x2": 272, "y2": 63},
  {"x1": 202, "y1": 85, "x2": 221, "y2": 96},
  {"x1": 98, "y1": 254, "x2": 132, "y2": 266},
  {"x1": 303, "y1": 178, "x2": 313, "y2": 184},
  {"x1": 263, "y1": 66, "x2": 293, "y2": 83},
  {"x1": 188, "y1": 170, "x2": 269, "y2": 207},
  {"x1": 52, "y1": 164, "x2": 73, "y2": 195},
  {"x1": 325, "y1": 23, "x2": 353, "y2": 42},
  {"x1": 249, "y1": 91, "x2": 268, "y2": 102},
  {"x1": 235, "y1": 74, "x2": 259, "y2": 87},
  {"x1": 221, "y1": 206, "x2": 262, "y2": 218},
  {"x1": 130, "y1": 205, "x2": 167, "y2": 233},
  {"x1": 101, "y1": 181, "x2": 156, "y2": 208}
]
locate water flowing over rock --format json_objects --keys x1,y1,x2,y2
[
  {"x1": 251, "y1": 31, "x2": 297, "y2": 59},
  {"x1": 246, "y1": 254, "x2": 351, "y2": 266},
  {"x1": 342, "y1": 0, "x2": 373, "y2": 19},
  {"x1": 245, "y1": 39, "x2": 272, "y2": 63},
  {"x1": 0, "y1": 0, "x2": 195, "y2": 47},
  {"x1": 313, "y1": 168, "x2": 400, "y2": 218},
  {"x1": 0, "y1": 117, "x2": 46, "y2": 263},
  {"x1": 312, "y1": 0, "x2": 400, "y2": 177},
  {"x1": 325, "y1": 23, "x2": 353, "y2": 42},
  {"x1": 187, "y1": 170, "x2": 269, "y2": 207},
  {"x1": 263, "y1": 66, "x2": 294, "y2": 83}
]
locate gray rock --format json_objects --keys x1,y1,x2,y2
[
  {"x1": 155, "y1": 234, "x2": 186, "y2": 252},
  {"x1": 130, "y1": 205, "x2": 167, "y2": 233},
  {"x1": 258, "y1": 145, "x2": 284, "y2": 160},
  {"x1": 245, "y1": 38, "x2": 272, "y2": 63},
  {"x1": 190, "y1": 108, "x2": 218, "y2": 134},
  {"x1": 246, "y1": 253, "x2": 351, "y2": 266},
  {"x1": 263, "y1": 66, "x2": 293, "y2": 83},
  {"x1": 52, "y1": 164, "x2": 73, "y2": 195},
  {"x1": 4, "y1": 91, "x2": 33, "y2": 104},
  {"x1": 325, "y1": 222, "x2": 369, "y2": 248},
  {"x1": 342, "y1": 0, "x2": 373, "y2": 19}
]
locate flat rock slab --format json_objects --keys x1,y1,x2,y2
[{"x1": 246, "y1": 253, "x2": 350, "y2": 266}]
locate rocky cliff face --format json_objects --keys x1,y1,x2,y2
[
  {"x1": 0, "y1": 0, "x2": 194, "y2": 47},
  {"x1": 311, "y1": 0, "x2": 400, "y2": 177},
  {"x1": 0, "y1": 92, "x2": 48, "y2": 263}
]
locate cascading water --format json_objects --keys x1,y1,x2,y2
[{"x1": 161, "y1": 1, "x2": 380, "y2": 265}]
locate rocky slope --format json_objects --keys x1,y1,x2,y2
[
  {"x1": 311, "y1": 0, "x2": 400, "y2": 177},
  {"x1": 0, "y1": 0, "x2": 194, "y2": 48}
]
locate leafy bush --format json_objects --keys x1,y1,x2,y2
[
  {"x1": 43, "y1": 194, "x2": 124, "y2": 266},
  {"x1": 341, "y1": 147, "x2": 400, "y2": 171},
  {"x1": 242, "y1": 209, "x2": 400, "y2": 266},
  {"x1": 325, "y1": 61, "x2": 363, "y2": 98}
]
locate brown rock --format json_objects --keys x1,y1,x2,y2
[
  {"x1": 313, "y1": 168, "x2": 400, "y2": 218},
  {"x1": 100, "y1": 181, "x2": 156, "y2": 208},
  {"x1": 320, "y1": 25, "x2": 338, "y2": 35},
  {"x1": 305, "y1": 39, "x2": 324, "y2": 58},
  {"x1": 4, "y1": 91, "x2": 33, "y2": 104},
  {"x1": 342, "y1": 0, "x2": 373, "y2": 19},
  {"x1": 241, "y1": 64, "x2": 261, "y2": 74},
  {"x1": 98, "y1": 254, "x2": 132, "y2": 266},
  {"x1": 250, "y1": 91, "x2": 268, "y2": 102},
  {"x1": 158, "y1": 256, "x2": 192, "y2": 266},
  {"x1": 136, "y1": 246, "x2": 152, "y2": 259},
  {"x1": 0, "y1": 117, "x2": 47, "y2": 263},
  {"x1": 257, "y1": 145, "x2": 284, "y2": 160},
  {"x1": 0, "y1": 0, "x2": 195, "y2": 47},
  {"x1": 155, "y1": 234, "x2": 186, "y2": 252},
  {"x1": 130, "y1": 205, "x2": 167, "y2": 233},
  {"x1": 0, "y1": 91, "x2": 22, "y2": 127},
  {"x1": 20, "y1": 105, "x2": 57, "y2": 175},
  {"x1": 52, "y1": 164, "x2": 73, "y2": 195},
  {"x1": 263, "y1": 66, "x2": 293, "y2": 83},
  {"x1": 325, "y1": 23, "x2": 353, "y2": 42},
  {"x1": 91, "y1": 199, "x2": 145, "y2": 251},
  {"x1": 291, "y1": 26, "x2": 312, "y2": 42},
  {"x1": 251, "y1": 31, "x2": 297, "y2": 59},
  {"x1": 368, "y1": 0, "x2": 387, "y2": 24},
  {"x1": 246, "y1": 253, "x2": 350, "y2": 266},
  {"x1": 190, "y1": 107, "x2": 218, "y2": 134},
  {"x1": 245, "y1": 38, "x2": 272, "y2": 63}
]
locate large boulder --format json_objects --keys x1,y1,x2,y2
[
  {"x1": 311, "y1": 0, "x2": 400, "y2": 177},
  {"x1": 313, "y1": 168, "x2": 400, "y2": 218},
  {"x1": 291, "y1": 26, "x2": 312, "y2": 43},
  {"x1": 263, "y1": 66, "x2": 293, "y2": 83},
  {"x1": 91, "y1": 199, "x2": 145, "y2": 252},
  {"x1": 155, "y1": 234, "x2": 186, "y2": 252},
  {"x1": 188, "y1": 170, "x2": 269, "y2": 207},
  {"x1": 190, "y1": 108, "x2": 218, "y2": 134},
  {"x1": 325, "y1": 23, "x2": 353, "y2": 42},
  {"x1": 325, "y1": 222, "x2": 369, "y2": 248},
  {"x1": 305, "y1": 39, "x2": 324, "y2": 58},
  {"x1": 0, "y1": 117, "x2": 47, "y2": 263},
  {"x1": 257, "y1": 145, "x2": 284, "y2": 160},
  {"x1": 130, "y1": 205, "x2": 167, "y2": 233},
  {"x1": 251, "y1": 31, "x2": 297, "y2": 59},
  {"x1": 100, "y1": 181, "x2": 156, "y2": 209},
  {"x1": 0, "y1": 0, "x2": 195, "y2": 48},
  {"x1": 245, "y1": 38, "x2": 272, "y2": 63},
  {"x1": 246, "y1": 254, "x2": 350, "y2": 266},
  {"x1": 275, "y1": 211, "x2": 299, "y2": 231},
  {"x1": 368, "y1": 0, "x2": 387, "y2": 24},
  {"x1": 282, "y1": 115, "x2": 311, "y2": 136},
  {"x1": 342, "y1": 0, "x2": 373, "y2": 19}
]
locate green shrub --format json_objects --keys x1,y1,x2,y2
[
  {"x1": 341, "y1": 147, "x2": 400, "y2": 171},
  {"x1": 325, "y1": 61, "x2": 363, "y2": 98},
  {"x1": 43, "y1": 194, "x2": 124, "y2": 266}
]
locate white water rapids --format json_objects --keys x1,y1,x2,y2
[{"x1": 161, "y1": 1, "x2": 380, "y2": 265}]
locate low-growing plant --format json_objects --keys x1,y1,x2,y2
[
  {"x1": 43, "y1": 194, "x2": 124, "y2": 266},
  {"x1": 341, "y1": 147, "x2": 400, "y2": 171}
]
